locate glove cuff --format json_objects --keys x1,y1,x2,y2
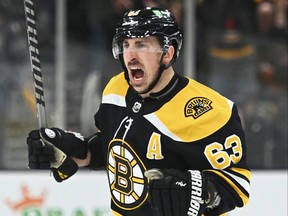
[
  {"x1": 187, "y1": 170, "x2": 209, "y2": 215},
  {"x1": 51, "y1": 156, "x2": 78, "y2": 182}
]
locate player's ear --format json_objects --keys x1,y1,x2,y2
[{"x1": 163, "y1": 46, "x2": 175, "y2": 64}]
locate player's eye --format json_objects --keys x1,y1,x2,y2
[
  {"x1": 123, "y1": 41, "x2": 129, "y2": 49},
  {"x1": 135, "y1": 43, "x2": 147, "y2": 49}
]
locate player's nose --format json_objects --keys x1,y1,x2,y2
[{"x1": 124, "y1": 47, "x2": 139, "y2": 61}]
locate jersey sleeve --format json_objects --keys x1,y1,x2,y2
[
  {"x1": 204, "y1": 166, "x2": 251, "y2": 215},
  {"x1": 86, "y1": 131, "x2": 106, "y2": 170},
  {"x1": 202, "y1": 105, "x2": 251, "y2": 215}
]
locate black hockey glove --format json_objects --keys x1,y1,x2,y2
[
  {"x1": 38, "y1": 127, "x2": 88, "y2": 159},
  {"x1": 27, "y1": 128, "x2": 88, "y2": 182},
  {"x1": 145, "y1": 169, "x2": 221, "y2": 216},
  {"x1": 27, "y1": 130, "x2": 55, "y2": 169}
]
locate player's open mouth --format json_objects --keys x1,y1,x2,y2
[{"x1": 131, "y1": 67, "x2": 144, "y2": 81}]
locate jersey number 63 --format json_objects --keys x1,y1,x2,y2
[{"x1": 204, "y1": 134, "x2": 243, "y2": 169}]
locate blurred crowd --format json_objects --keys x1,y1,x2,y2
[{"x1": 0, "y1": 0, "x2": 287, "y2": 169}]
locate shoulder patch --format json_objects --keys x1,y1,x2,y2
[
  {"x1": 144, "y1": 78, "x2": 234, "y2": 142},
  {"x1": 184, "y1": 97, "x2": 213, "y2": 119}
]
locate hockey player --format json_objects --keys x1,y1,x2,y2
[{"x1": 27, "y1": 7, "x2": 251, "y2": 216}]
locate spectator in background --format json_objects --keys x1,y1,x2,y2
[
  {"x1": 248, "y1": 0, "x2": 287, "y2": 168},
  {"x1": 254, "y1": 0, "x2": 287, "y2": 88},
  {"x1": 256, "y1": 0, "x2": 287, "y2": 39},
  {"x1": 169, "y1": 0, "x2": 183, "y2": 27},
  {"x1": 205, "y1": 28, "x2": 258, "y2": 102}
]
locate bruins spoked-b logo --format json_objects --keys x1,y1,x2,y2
[
  {"x1": 184, "y1": 97, "x2": 213, "y2": 119},
  {"x1": 107, "y1": 139, "x2": 148, "y2": 210}
]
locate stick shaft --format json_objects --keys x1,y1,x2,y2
[
  {"x1": 23, "y1": 0, "x2": 68, "y2": 168},
  {"x1": 23, "y1": 0, "x2": 47, "y2": 128}
]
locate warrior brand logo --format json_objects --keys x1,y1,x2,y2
[
  {"x1": 107, "y1": 139, "x2": 149, "y2": 210},
  {"x1": 184, "y1": 97, "x2": 213, "y2": 119},
  {"x1": 187, "y1": 170, "x2": 204, "y2": 216}
]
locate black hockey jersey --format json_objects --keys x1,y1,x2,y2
[{"x1": 89, "y1": 72, "x2": 251, "y2": 216}]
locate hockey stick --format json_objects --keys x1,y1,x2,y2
[
  {"x1": 23, "y1": 0, "x2": 46, "y2": 128},
  {"x1": 23, "y1": 0, "x2": 66, "y2": 168}
]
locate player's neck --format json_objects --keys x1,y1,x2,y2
[{"x1": 139, "y1": 68, "x2": 175, "y2": 99}]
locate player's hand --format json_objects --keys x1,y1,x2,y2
[
  {"x1": 27, "y1": 129, "x2": 55, "y2": 169},
  {"x1": 145, "y1": 169, "x2": 221, "y2": 216},
  {"x1": 27, "y1": 128, "x2": 83, "y2": 182},
  {"x1": 38, "y1": 127, "x2": 88, "y2": 159}
]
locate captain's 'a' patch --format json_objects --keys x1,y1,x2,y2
[{"x1": 184, "y1": 97, "x2": 213, "y2": 119}]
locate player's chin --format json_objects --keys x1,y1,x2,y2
[
  {"x1": 132, "y1": 86, "x2": 147, "y2": 94},
  {"x1": 131, "y1": 83, "x2": 149, "y2": 95}
]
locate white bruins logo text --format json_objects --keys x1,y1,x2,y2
[
  {"x1": 185, "y1": 97, "x2": 213, "y2": 119},
  {"x1": 107, "y1": 139, "x2": 148, "y2": 210}
]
